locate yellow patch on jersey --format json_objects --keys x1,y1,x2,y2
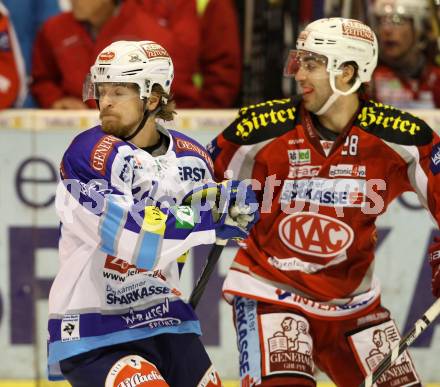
[
  {"x1": 235, "y1": 99, "x2": 297, "y2": 140},
  {"x1": 142, "y1": 206, "x2": 167, "y2": 235},
  {"x1": 177, "y1": 250, "x2": 189, "y2": 264},
  {"x1": 358, "y1": 101, "x2": 421, "y2": 136}
]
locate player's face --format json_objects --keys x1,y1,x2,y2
[
  {"x1": 377, "y1": 15, "x2": 415, "y2": 62},
  {"x1": 98, "y1": 83, "x2": 144, "y2": 138},
  {"x1": 293, "y1": 52, "x2": 332, "y2": 113}
]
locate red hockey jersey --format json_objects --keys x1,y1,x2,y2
[{"x1": 208, "y1": 97, "x2": 440, "y2": 319}]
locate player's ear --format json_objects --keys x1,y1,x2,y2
[
  {"x1": 146, "y1": 94, "x2": 160, "y2": 112},
  {"x1": 341, "y1": 63, "x2": 356, "y2": 85}
]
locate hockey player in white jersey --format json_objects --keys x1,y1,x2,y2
[{"x1": 48, "y1": 40, "x2": 259, "y2": 387}]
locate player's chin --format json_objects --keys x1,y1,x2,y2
[
  {"x1": 303, "y1": 99, "x2": 317, "y2": 113},
  {"x1": 102, "y1": 121, "x2": 123, "y2": 136}
]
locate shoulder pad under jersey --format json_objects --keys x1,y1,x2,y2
[
  {"x1": 356, "y1": 100, "x2": 433, "y2": 146},
  {"x1": 61, "y1": 126, "x2": 126, "y2": 180},
  {"x1": 222, "y1": 96, "x2": 301, "y2": 145}
]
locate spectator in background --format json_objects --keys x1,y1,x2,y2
[
  {"x1": 141, "y1": 0, "x2": 241, "y2": 108},
  {"x1": 371, "y1": 0, "x2": 440, "y2": 108},
  {"x1": 31, "y1": 0, "x2": 200, "y2": 109},
  {"x1": 194, "y1": 0, "x2": 241, "y2": 108},
  {"x1": 0, "y1": 1, "x2": 26, "y2": 108},
  {"x1": 3, "y1": 0, "x2": 63, "y2": 107}
]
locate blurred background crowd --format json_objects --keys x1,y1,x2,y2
[{"x1": 1, "y1": 0, "x2": 440, "y2": 112}]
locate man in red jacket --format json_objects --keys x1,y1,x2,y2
[
  {"x1": 195, "y1": 0, "x2": 241, "y2": 108},
  {"x1": 31, "y1": 0, "x2": 201, "y2": 109},
  {"x1": 0, "y1": 1, "x2": 25, "y2": 108},
  {"x1": 140, "y1": 0, "x2": 242, "y2": 108}
]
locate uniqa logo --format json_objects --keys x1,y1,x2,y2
[
  {"x1": 117, "y1": 371, "x2": 165, "y2": 387},
  {"x1": 278, "y1": 212, "x2": 354, "y2": 258}
]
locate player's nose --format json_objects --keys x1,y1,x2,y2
[{"x1": 294, "y1": 67, "x2": 307, "y2": 81}]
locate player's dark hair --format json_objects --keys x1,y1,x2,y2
[{"x1": 343, "y1": 61, "x2": 366, "y2": 94}]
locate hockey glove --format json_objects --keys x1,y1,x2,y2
[
  {"x1": 215, "y1": 181, "x2": 260, "y2": 241},
  {"x1": 428, "y1": 236, "x2": 440, "y2": 298}
]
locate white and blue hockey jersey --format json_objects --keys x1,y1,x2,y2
[{"x1": 48, "y1": 125, "x2": 219, "y2": 379}]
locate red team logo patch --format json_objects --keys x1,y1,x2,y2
[
  {"x1": 99, "y1": 51, "x2": 115, "y2": 61},
  {"x1": 348, "y1": 320, "x2": 420, "y2": 387},
  {"x1": 105, "y1": 355, "x2": 169, "y2": 387},
  {"x1": 278, "y1": 212, "x2": 354, "y2": 258},
  {"x1": 260, "y1": 313, "x2": 314, "y2": 379},
  {"x1": 341, "y1": 20, "x2": 375, "y2": 43},
  {"x1": 140, "y1": 43, "x2": 170, "y2": 60}
]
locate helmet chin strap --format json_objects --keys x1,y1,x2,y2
[
  {"x1": 122, "y1": 102, "x2": 161, "y2": 142},
  {"x1": 314, "y1": 72, "x2": 361, "y2": 116}
]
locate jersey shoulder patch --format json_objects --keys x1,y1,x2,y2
[
  {"x1": 63, "y1": 126, "x2": 124, "y2": 179},
  {"x1": 223, "y1": 96, "x2": 301, "y2": 145},
  {"x1": 356, "y1": 100, "x2": 433, "y2": 146},
  {"x1": 171, "y1": 129, "x2": 214, "y2": 172}
]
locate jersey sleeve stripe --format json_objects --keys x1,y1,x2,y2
[
  {"x1": 135, "y1": 231, "x2": 162, "y2": 270},
  {"x1": 404, "y1": 146, "x2": 428, "y2": 208},
  {"x1": 56, "y1": 181, "x2": 217, "y2": 269},
  {"x1": 227, "y1": 141, "x2": 270, "y2": 179},
  {"x1": 383, "y1": 141, "x2": 428, "y2": 208},
  {"x1": 99, "y1": 196, "x2": 127, "y2": 256}
]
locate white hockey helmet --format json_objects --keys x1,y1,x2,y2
[
  {"x1": 373, "y1": 0, "x2": 429, "y2": 32},
  {"x1": 296, "y1": 18, "x2": 378, "y2": 86},
  {"x1": 83, "y1": 40, "x2": 174, "y2": 101},
  {"x1": 289, "y1": 18, "x2": 378, "y2": 115}
]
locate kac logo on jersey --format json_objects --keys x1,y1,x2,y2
[{"x1": 278, "y1": 212, "x2": 354, "y2": 257}]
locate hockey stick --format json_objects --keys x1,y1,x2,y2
[
  {"x1": 189, "y1": 239, "x2": 228, "y2": 309},
  {"x1": 360, "y1": 297, "x2": 440, "y2": 387}
]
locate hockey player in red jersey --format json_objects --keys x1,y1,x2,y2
[{"x1": 208, "y1": 18, "x2": 440, "y2": 386}]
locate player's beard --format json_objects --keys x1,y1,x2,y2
[{"x1": 100, "y1": 113, "x2": 137, "y2": 139}]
